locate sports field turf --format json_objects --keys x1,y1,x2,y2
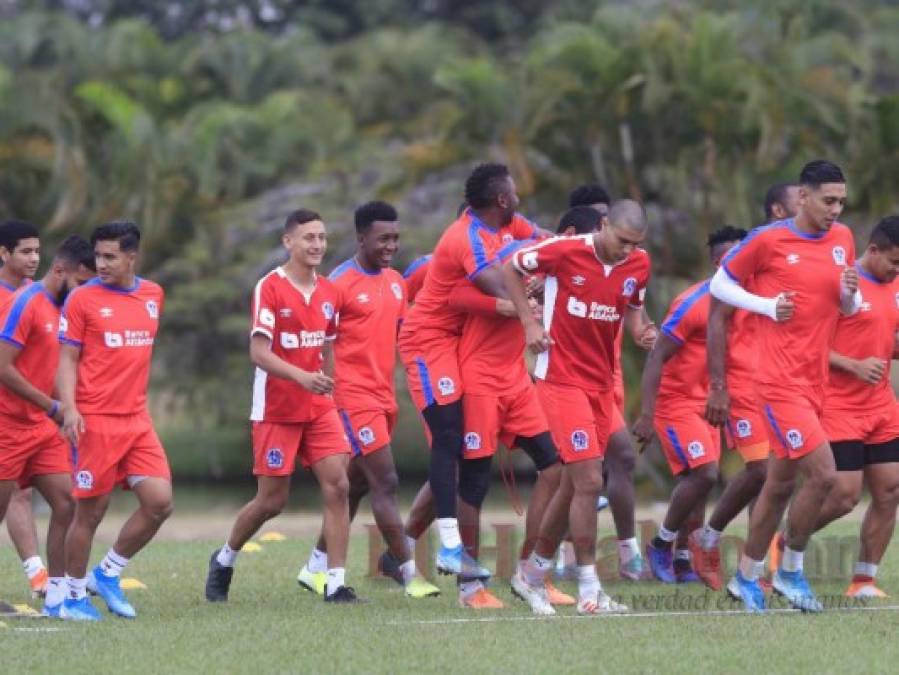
[{"x1": 2, "y1": 512, "x2": 899, "y2": 674}]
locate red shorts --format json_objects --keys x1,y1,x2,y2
[
  {"x1": 73, "y1": 412, "x2": 171, "y2": 498},
  {"x1": 759, "y1": 387, "x2": 827, "y2": 460},
  {"x1": 536, "y1": 380, "x2": 611, "y2": 464},
  {"x1": 655, "y1": 408, "x2": 721, "y2": 476},
  {"x1": 399, "y1": 346, "x2": 462, "y2": 411},
  {"x1": 0, "y1": 417, "x2": 71, "y2": 488},
  {"x1": 823, "y1": 402, "x2": 899, "y2": 445},
  {"x1": 725, "y1": 397, "x2": 770, "y2": 463},
  {"x1": 462, "y1": 387, "x2": 549, "y2": 460},
  {"x1": 252, "y1": 410, "x2": 349, "y2": 476},
  {"x1": 337, "y1": 408, "x2": 397, "y2": 457}
]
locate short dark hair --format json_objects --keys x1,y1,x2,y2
[
  {"x1": 464, "y1": 163, "x2": 511, "y2": 209},
  {"x1": 284, "y1": 209, "x2": 321, "y2": 232},
  {"x1": 354, "y1": 201, "x2": 398, "y2": 234},
  {"x1": 568, "y1": 183, "x2": 610, "y2": 209},
  {"x1": 0, "y1": 219, "x2": 40, "y2": 253},
  {"x1": 869, "y1": 216, "x2": 899, "y2": 251},
  {"x1": 56, "y1": 235, "x2": 96, "y2": 271},
  {"x1": 799, "y1": 160, "x2": 845, "y2": 188},
  {"x1": 91, "y1": 221, "x2": 141, "y2": 252},
  {"x1": 557, "y1": 205, "x2": 601, "y2": 235},
  {"x1": 707, "y1": 225, "x2": 748, "y2": 250},
  {"x1": 763, "y1": 182, "x2": 797, "y2": 221}
]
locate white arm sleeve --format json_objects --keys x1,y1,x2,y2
[
  {"x1": 709, "y1": 266, "x2": 780, "y2": 321},
  {"x1": 840, "y1": 287, "x2": 862, "y2": 316}
]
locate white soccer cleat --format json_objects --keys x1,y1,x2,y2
[
  {"x1": 511, "y1": 572, "x2": 556, "y2": 616},
  {"x1": 577, "y1": 589, "x2": 629, "y2": 615}
]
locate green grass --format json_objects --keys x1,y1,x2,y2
[{"x1": 3, "y1": 518, "x2": 899, "y2": 674}]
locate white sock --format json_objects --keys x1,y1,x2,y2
[
  {"x1": 45, "y1": 577, "x2": 65, "y2": 607},
  {"x1": 406, "y1": 535, "x2": 417, "y2": 556},
  {"x1": 674, "y1": 548, "x2": 690, "y2": 562},
  {"x1": 458, "y1": 579, "x2": 482, "y2": 598},
  {"x1": 23, "y1": 555, "x2": 44, "y2": 579},
  {"x1": 782, "y1": 546, "x2": 804, "y2": 573},
  {"x1": 216, "y1": 543, "x2": 239, "y2": 567},
  {"x1": 436, "y1": 518, "x2": 462, "y2": 549},
  {"x1": 399, "y1": 559, "x2": 416, "y2": 585},
  {"x1": 699, "y1": 525, "x2": 722, "y2": 550},
  {"x1": 525, "y1": 552, "x2": 553, "y2": 586},
  {"x1": 657, "y1": 525, "x2": 677, "y2": 543},
  {"x1": 307, "y1": 547, "x2": 328, "y2": 574},
  {"x1": 739, "y1": 555, "x2": 765, "y2": 581},
  {"x1": 99, "y1": 549, "x2": 129, "y2": 577},
  {"x1": 559, "y1": 541, "x2": 576, "y2": 567},
  {"x1": 326, "y1": 568, "x2": 345, "y2": 596},
  {"x1": 617, "y1": 538, "x2": 639, "y2": 563},
  {"x1": 66, "y1": 575, "x2": 88, "y2": 601},
  {"x1": 855, "y1": 561, "x2": 878, "y2": 579},
  {"x1": 576, "y1": 564, "x2": 600, "y2": 601}
]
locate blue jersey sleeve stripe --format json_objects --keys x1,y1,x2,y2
[
  {"x1": 0, "y1": 284, "x2": 42, "y2": 342},
  {"x1": 466, "y1": 257, "x2": 499, "y2": 281},
  {"x1": 467, "y1": 220, "x2": 490, "y2": 271},
  {"x1": 660, "y1": 281, "x2": 710, "y2": 336},
  {"x1": 328, "y1": 259, "x2": 355, "y2": 282},
  {"x1": 59, "y1": 337, "x2": 82, "y2": 347},
  {"x1": 497, "y1": 239, "x2": 529, "y2": 262},
  {"x1": 402, "y1": 255, "x2": 431, "y2": 279},
  {"x1": 719, "y1": 221, "x2": 785, "y2": 272},
  {"x1": 0, "y1": 334, "x2": 24, "y2": 349}
]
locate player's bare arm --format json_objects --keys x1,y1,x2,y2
[
  {"x1": 624, "y1": 305, "x2": 658, "y2": 350},
  {"x1": 829, "y1": 349, "x2": 886, "y2": 385},
  {"x1": 56, "y1": 342, "x2": 84, "y2": 444},
  {"x1": 249, "y1": 333, "x2": 333, "y2": 395},
  {"x1": 704, "y1": 297, "x2": 730, "y2": 427},
  {"x1": 839, "y1": 265, "x2": 862, "y2": 315},
  {"x1": 503, "y1": 259, "x2": 550, "y2": 354},
  {"x1": 633, "y1": 332, "x2": 682, "y2": 449},
  {"x1": 0, "y1": 340, "x2": 61, "y2": 423},
  {"x1": 472, "y1": 263, "x2": 510, "y2": 300}
]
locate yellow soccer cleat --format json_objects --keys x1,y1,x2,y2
[
  {"x1": 297, "y1": 565, "x2": 327, "y2": 595},
  {"x1": 404, "y1": 576, "x2": 441, "y2": 599}
]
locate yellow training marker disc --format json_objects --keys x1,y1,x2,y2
[
  {"x1": 242, "y1": 542, "x2": 263, "y2": 553},
  {"x1": 119, "y1": 578, "x2": 148, "y2": 591},
  {"x1": 259, "y1": 532, "x2": 287, "y2": 542}
]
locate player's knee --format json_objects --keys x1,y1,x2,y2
[
  {"x1": 745, "y1": 460, "x2": 768, "y2": 487},
  {"x1": 371, "y1": 469, "x2": 399, "y2": 497},
  {"x1": 607, "y1": 437, "x2": 636, "y2": 476},
  {"x1": 323, "y1": 473, "x2": 350, "y2": 505},
  {"x1": 458, "y1": 458, "x2": 491, "y2": 508},
  {"x1": 809, "y1": 467, "x2": 837, "y2": 495},
  {"x1": 573, "y1": 470, "x2": 604, "y2": 496},
  {"x1": 834, "y1": 488, "x2": 860, "y2": 517},
  {"x1": 50, "y1": 492, "x2": 76, "y2": 523},
  {"x1": 692, "y1": 463, "x2": 719, "y2": 492},
  {"x1": 145, "y1": 497, "x2": 174, "y2": 524}
]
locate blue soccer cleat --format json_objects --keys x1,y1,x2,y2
[
  {"x1": 90, "y1": 566, "x2": 136, "y2": 618},
  {"x1": 619, "y1": 553, "x2": 646, "y2": 581},
  {"x1": 645, "y1": 543, "x2": 677, "y2": 584},
  {"x1": 773, "y1": 568, "x2": 823, "y2": 613},
  {"x1": 60, "y1": 596, "x2": 103, "y2": 621},
  {"x1": 596, "y1": 495, "x2": 610, "y2": 512},
  {"x1": 436, "y1": 545, "x2": 491, "y2": 580},
  {"x1": 726, "y1": 571, "x2": 767, "y2": 613},
  {"x1": 41, "y1": 602, "x2": 63, "y2": 619}
]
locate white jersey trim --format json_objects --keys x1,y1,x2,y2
[
  {"x1": 534, "y1": 275, "x2": 558, "y2": 379},
  {"x1": 250, "y1": 366, "x2": 268, "y2": 421}
]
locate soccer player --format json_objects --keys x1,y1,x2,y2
[
  {"x1": 508, "y1": 200, "x2": 651, "y2": 615},
  {"x1": 0, "y1": 235, "x2": 95, "y2": 616},
  {"x1": 205, "y1": 210, "x2": 359, "y2": 604},
  {"x1": 0, "y1": 219, "x2": 49, "y2": 597},
  {"x1": 634, "y1": 226, "x2": 747, "y2": 584},
  {"x1": 763, "y1": 182, "x2": 801, "y2": 223},
  {"x1": 707, "y1": 160, "x2": 859, "y2": 612},
  {"x1": 296, "y1": 202, "x2": 439, "y2": 599},
  {"x1": 58, "y1": 221, "x2": 173, "y2": 621},
  {"x1": 397, "y1": 163, "x2": 534, "y2": 579},
  {"x1": 811, "y1": 216, "x2": 899, "y2": 597},
  {"x1": 568, "y1": 183, "x2": 611, "y2": 217}
]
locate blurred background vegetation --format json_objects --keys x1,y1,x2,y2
[{"x1": 1, "y1": 0, "x2": 898, "y2": 488}]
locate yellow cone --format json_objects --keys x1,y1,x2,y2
[
  {"x1": 242, "y1": 542, "x2": 263, "y2": 553},
  {"x1": 13, "y1": 604, "x2": 40, "y2": 617},
  {"x1": 259, "y1": 532, "x2": 287, "y2": 542},
  {"x1": 120, "y1": 578, "x2": 148, "y2": 591}
]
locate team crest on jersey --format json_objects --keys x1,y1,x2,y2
[
  {"x1": 356, "y1": 293, "x2": 370, "y2": 304},
  {"x1": 786, "y1": 429, "x2": 803, "y2": 450},
  {"x1": 266, "y1": 448, "x2": 284, "y2": 469},
  {"x1": 322, "y1": 302, "x2": 334, "y2": 320},
  {"x1": 832, "y1": 246, "x2": 846, "y2": 266},
  {"x1": 571, "y1": 275, "x2": 586, "y2": 286},
  {"x1": 259, "y1": 308, "x2": 275, "y2": 328},
  {"x1": 687, "y1": 441, "x2": 705, "y2": 459},
  {"x1": 735, "y1": 419, "x2": 752, "y2": 439},
  {"x1": 622, "y1": 277, "x2": 637, "y2": 297},
  {"x1": 464, "y1": 432, "x2": 481, "y2": 451},
  {"x1": 358, "y1": 427, "x2": 375, "y2": 446},
  {"x1": 99, "y1": 307, "x2": 113, "y2": 318},
  {"x1": 145, "y1": 300, "x2": 159, "y2": 319},
  {"x1": 45, "y1": 322, "x2": 54, "y2": 333},
  {"x1": 391, "y1": 282, "x2": 403, "y2": 300},
  {"x1": 786, "y1": 253, "x2": 800, "y2": 265},
  {"x1": 75, "y1": 470, "x2": 93, "y2": 490},
  {"x1": 571, "y1": 430, "x2": 589, "y2": 451},
  {"x1": 437, "y1": 377, "x2": 455, "y2": 397}
]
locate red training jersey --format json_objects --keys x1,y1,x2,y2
[
  {"x1": 721, "y1": 219, "x2": 855, "y2": 395},
  {"x1": 0, "y1": 283, "x2": 61, "y2": 423},
  {"x1": 60, "y1": 278, "x2": 164, "y2": 416},
  {"x1": 825, "y1": 266, "x2": 899, "y2": 411},
  {"x1": 328, "y1": 258, "x2": 406, "y2": 412},
  {"x1": 512, "y1": 235, "x2": 650, "y2": 392},
  {"x1": 249, "y1": 267, "x2": 339, "y2": 423},
  {"x1": 402, "y1": 255, "x2": 431, "y2": 304},
  {"x1": 658, "y1": 280, "x2": 711, "y2": 411}
]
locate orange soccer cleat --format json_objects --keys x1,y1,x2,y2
[
  {"x1": 459, "y1": 587, "x2": 504, "y2": 609},
  {"x1": 544, "y1": 580, "x2": 576, "y2": 606},
  {"x1": 29, "y1": 568, "x2": 49, "y2": 598}
]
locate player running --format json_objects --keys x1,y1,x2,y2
[
  {"x1": 0, "y1": 235, "x2": 95, "y2": 616},
  {"x1": 0, "y1": 219, "x2": 49, "y2": 597},
  {"x1": 707, "y1": 160, "x2": 860, "y2": 612},
  {"x1": 508, "y1": 200, "x2": 651, "y2": 616},
  {"x1": 58, "y1": 222, "x2": 173, "y2": 621},
  {"x1": 206, "y1": 210, "x2": 360, "y2": 604},
  {"x1": 634, "y1": 226, "x2": 747, "y2": 584},
  {"x1": 810, "y1": 216, "x2": 899, "y2": 598},
  {"x1": 296, "y1": 202, "x2": 439, "y2": 600}
]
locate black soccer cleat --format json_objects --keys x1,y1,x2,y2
[
  {"x1": 205, "y1": 550, "x2": 234, "y2": 602},
  {"x1": 378, "y1": 551, "x2": 404, "y2": 587},
  {"x1": 324, "y1": 586, "x2": 365, "y2": 604}
]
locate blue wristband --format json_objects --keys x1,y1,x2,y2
[{"x1": 47, "y1": 400, "x2": 60, "y2": 419}]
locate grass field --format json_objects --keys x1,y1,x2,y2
[{"x1": 2, "y1": 505, "x2": 899, "y2": 674}]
